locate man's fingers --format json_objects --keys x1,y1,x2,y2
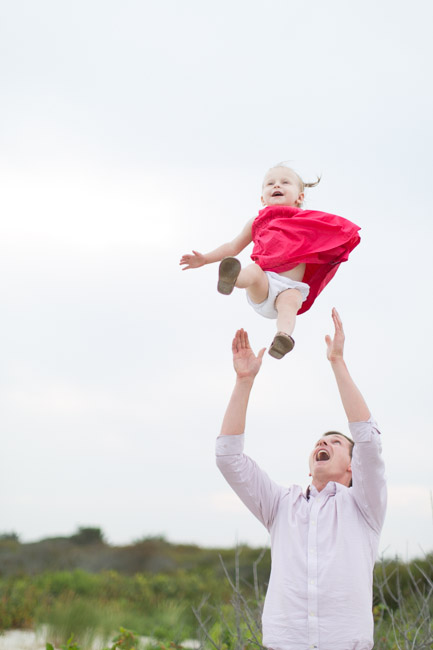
[
  {"x1": 232, "y1": 328, "x2": 260, "y2": 359},
  {"x1": 232, "y1": 329, "x2": 249, "y2": 351},
  {"x1": 257, "y1": 347, "x2": 266, "y2": 360},
  {"x1": 239, "y1": 328, "x2": 249, "y2": 349},
  {"x1": 332, "y1": 307, "x2": 344, "y2": 331},
  {"x1": 232, "y1": 329, "x2": 242, "y2": 353}
]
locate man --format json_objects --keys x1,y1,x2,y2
[{"x1": 216, "y1": 308, "x2": 387, "y2": 650}]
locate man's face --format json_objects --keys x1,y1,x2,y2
[
  {"x1": 261, "y1": 167, "x2": 304, "y2": 207},
  {"x1": 308, "y1": 434, "x2": 353, "y2": 488}
]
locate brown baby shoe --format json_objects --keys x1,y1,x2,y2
[
  {"x1": 217, "y1": 257, "x2": 241, "y2": 295},
  {"x1": 268, "y1": 332, "x2": 295, "y2": 359}
]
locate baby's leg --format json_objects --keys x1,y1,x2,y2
[
  {"x1": 235, "y1": 263, "x2": 269, "y2": 304},
  {"x1": 268, "y1": 289, "x2": 303, "y2": 359},
  {"x1": 274, "y1": 289, "x2": 303, "y2": 336}
]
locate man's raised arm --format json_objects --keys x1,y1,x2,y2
[
  {"x1": 216, "y1": 330, "x2": 281, "y2": 530},
  {"x1": 220, "y1": 329, "x2": 266, "y2": 436},
  {"x1": 327, "y1": 308, "x2": 387, "y2": 533},
  {"x1": 325, "y1": 308, "x2": 371, "y2": 422}
]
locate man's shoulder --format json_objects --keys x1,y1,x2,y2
[{"x1": 280, "y1": 483, "x2": 306, "y2": 502}]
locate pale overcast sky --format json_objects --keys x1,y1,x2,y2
[{"x1": 1, "y1": 0, "x2": 432, "y2": 559}]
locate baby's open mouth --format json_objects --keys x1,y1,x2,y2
[
  {"x1": 272, "y1": 191, "x2": 283, "y2": 196},
  {"x1": 315, "y1": 449, "x2": 330, "y2": 461}
]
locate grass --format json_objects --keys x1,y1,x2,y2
[
  {"x1": 38, "y1": 597, "x2": 194, "y2": 647},
  {"x1": 0, "y1": 548, "x2": 432, "y2": 649}
]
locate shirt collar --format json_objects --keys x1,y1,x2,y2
[{"x1": 306, "y1": 482, "x2": 339, "y2": 499}]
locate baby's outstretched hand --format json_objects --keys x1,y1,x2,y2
[{"x1": 179, "y1": 250, "x2": 206, "y2": 270}]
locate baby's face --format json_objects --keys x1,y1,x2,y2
[{"x1": 261, "y1": 167, "x2": 304, "y2": 208}]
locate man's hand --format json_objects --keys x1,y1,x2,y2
[
  {"x1": 325, "y1": 307, "x2": 345, "y2": 363},
  {"x1": 179, "y1": 250, "x2": 206, "y2": 270},
  {"x1": 233, "y1": 329, "x2": 266, "y2": 379}
]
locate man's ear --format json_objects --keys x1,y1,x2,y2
[{"x1": 346, "y1": 464, "x2": 352, "y2": 487}]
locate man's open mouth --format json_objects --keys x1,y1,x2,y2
[{"x1": 315, "y1": 449, "x2": 330, "y2": 462}]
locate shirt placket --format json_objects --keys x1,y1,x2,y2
[{"x1": 307, "y1": 494, "x2": 320, "y2": 649}]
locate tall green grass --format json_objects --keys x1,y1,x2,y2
[
  {"x1": 41, "y1": 597, "x2": 193, "y2": 647},
  {"x1": 1, "y1": 551, "x2": 432, "y2": 649}
]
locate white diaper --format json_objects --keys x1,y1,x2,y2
[{"x1": 246, "y1": 271, "x2": 310, "y2": 319}]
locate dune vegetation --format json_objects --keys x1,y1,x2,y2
[{"x1": 0, "y1": 529, "x2": 431, "y2": 649}]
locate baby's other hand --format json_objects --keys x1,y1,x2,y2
[{"x1": 179, "y1": 250, "x2": 206, "y2": 270}]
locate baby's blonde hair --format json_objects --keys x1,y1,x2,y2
[{"x1": 270, "y1": 162, "x2": 321, "y2": 193}]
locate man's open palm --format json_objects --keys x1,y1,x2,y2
[
  {"x1": 325, "y1": 307, "x2": 345, "y2": 361},
  {"x1": 232, "y1": 329, "x2": 265, "y2": 379}
]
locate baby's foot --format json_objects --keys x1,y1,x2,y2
[
  {"x1": 268, "y1": 332, "x2": 295, "y2": 359},
  {"x1": 218, "y1": 257, "x2": 241, "y2": 295}
]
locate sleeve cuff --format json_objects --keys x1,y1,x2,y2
[
  {"x1": 215, "y1": 433, "x2": 245, "y2": 456},
  {"x1": 349, "y1": 417, "x2": 381, "y2": 442}
]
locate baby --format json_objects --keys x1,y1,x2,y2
[{"x1": 180, "y1": 164, "x2": 360, "y2": 359}]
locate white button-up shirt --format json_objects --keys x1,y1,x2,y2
[{"x1": 216, "y1": 419, "x2": 386, "y2": 650}]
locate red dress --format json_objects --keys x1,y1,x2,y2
[{"x1": 251, "y1": 206, "x2": 361, "y2": 315}]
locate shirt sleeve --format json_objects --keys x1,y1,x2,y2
[
  {"x1": 349, "y1": 417, "x2": 387, "y2": 534},
  {"x1": 215, "y1": 434, "x2": 284, "y2": 531}
]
